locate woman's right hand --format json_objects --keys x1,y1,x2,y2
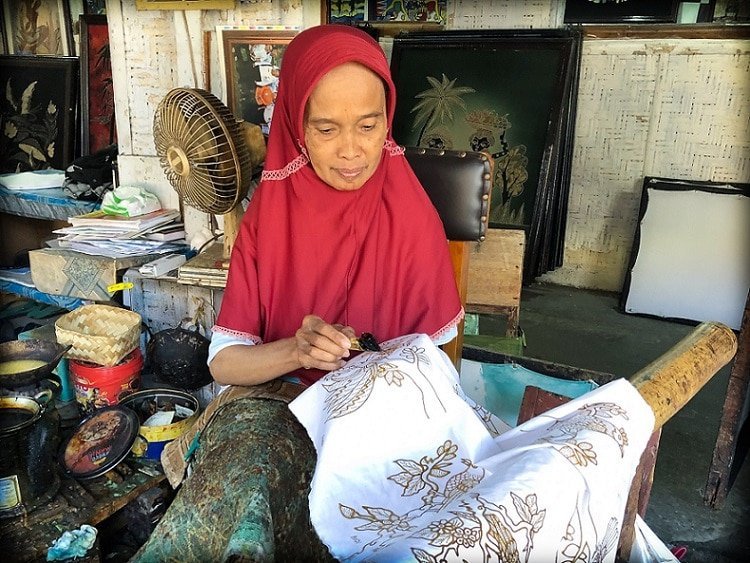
[{"x1": 295, "y1": 315, "x2": 355, "y2": 372}]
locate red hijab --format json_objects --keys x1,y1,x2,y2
[{"x1": 214, "y1": 25, "x2": 462, "y2": 385}]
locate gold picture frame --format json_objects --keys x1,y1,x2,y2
[{"x1": 219, "y1": 28, "x2": 297, "y2": 136}]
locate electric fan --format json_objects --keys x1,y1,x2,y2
[{"x1": 153, "y1": 87, "x2": 254, "y2": 262}]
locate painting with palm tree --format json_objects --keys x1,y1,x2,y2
[{"x1": 390, "y1": 30, "x2": 581, "y2": 278}]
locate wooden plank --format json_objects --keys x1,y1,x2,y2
[
  {"x1": 463, "y1": 345, "x2": 617, "y2": 385},
  {"x1": 467, "y1": 228, "x2": 524, "y2": 310},
  {"x1": 617, "y1": 429, "x2": 661, "y2": 562},
  {"x1": 704, "y1": 291, "x2": 750, "y2": 508}
]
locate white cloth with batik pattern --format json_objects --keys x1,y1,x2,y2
[{"x1": 289, "y1": 334, "x2": 655, "y2": 563}]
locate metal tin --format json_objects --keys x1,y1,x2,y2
[
  {"x1": 119, "y1": 388, "x2": 200, "y2": 460},
  {"x1": 0, "y1": 390, "x2": 59, "y2": 518},
  {"x1": 60, "y1": 405, "x2": 139, "y2": 480}
]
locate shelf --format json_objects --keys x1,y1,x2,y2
[
  {"x1": 0, "y1": 267, "x2": 86, "y2": 310},
  {"x1": 0, "y1": 185, "x2": 99, "y2": 221}
]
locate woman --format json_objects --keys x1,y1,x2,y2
[
  {"x1": 207, "y1": 25, "x2": 462, "y2": 389},
  {"x1": 133, "y1": 24, "x2": 463, "y2": 562}
]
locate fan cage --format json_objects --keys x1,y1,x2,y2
[{"x1": 154, "y1": 88, "x2": 254, "y2": 215}]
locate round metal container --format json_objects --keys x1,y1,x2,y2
[
  {"x1": 60, "y1": 405, "x2": 139, "y2": 480},
  {"x1": 119, "y1": 388, "x2": 200, "y2": 460},
  {"x1": 0, "y1": 339, "x2": 70, "y2": 389},
  {"x1": 0, "y1": 390, "x2": 60, "y2": 518}
]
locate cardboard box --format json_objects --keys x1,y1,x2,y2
[{"x1": 29, "y1": 248, "x2": 158, "y2": 301}]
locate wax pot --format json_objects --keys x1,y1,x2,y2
[{"x1": 0, "y1": 390, "x2": 59, "y2": 518}]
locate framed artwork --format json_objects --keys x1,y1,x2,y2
[
  {"x1": 324, "y1": 0, "x2": 447, "y2": 24},
  {"x1": 390, "y1": 29, "x2": 581, "y2": 279},
  {"x1": 0, "y1": 55, "x2": 79, "y2": 173},
  {"x1": 563, "y1": 0, "x2": 679, "y2": 23},
  {"x1": 83, "y1": 0, "x2": 107, "y2": 14},
  {"x1": 2, "y1": 0, "x2": 74, "y2": 55},
  {"x1": 80, "y1": 14, "x2": 116, "y2": 155},
  {"x1": 221, "y1": 29, "x2": 296, "y2": 136},
  {"x1": 712, "y1": 0, "x2": 750, "y2": 22}
]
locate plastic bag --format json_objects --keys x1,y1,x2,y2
[
  {"x1": 62, "y1": 144, "x2": 117, "y2": 201},
  {"x1": 101, "y1": 185, "x2": 161, "y2": 217}
]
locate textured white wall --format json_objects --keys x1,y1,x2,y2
[
  {"x1": 107, "y1": 0, "x2": 313, "y2": 234},
  {"x1": 540, "y1": 39, "x2": 750, "y2": 291}
]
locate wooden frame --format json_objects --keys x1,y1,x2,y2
[
  {"x1": 0, "y1": 55, "x2": 79, "y2": 172},
  {"x1": 220, "y1": 29, "x2": 296, "y2": 136},
  {"x1": 2, "y1": 0, "x2": 74, "y2": 55},
  {"x1": 563, "y1": 0, "x2": 679, "y2": 24},
  {"x1": 390, "y1": 29, "x2": 581, "y2": 279},
  {"x1": 79, "y1": 14, "x2": 116, "y2": 155}
]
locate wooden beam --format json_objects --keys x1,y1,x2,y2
[{"x1": 629, "y1": 322, "x2": 737, "y2": 431}]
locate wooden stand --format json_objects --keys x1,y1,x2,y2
[{"x1": 704, "y1": 290, "x2": 750, "y2": 509}]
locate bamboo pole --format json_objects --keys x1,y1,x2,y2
[{"x1": 629, "y1": 322, "x2": 737, "y2": 431}]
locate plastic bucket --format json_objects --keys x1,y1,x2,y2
[
  {"x1": 70, "y1": 348, "x2": 142, "y2": 414},
  {"x1": 119, "y1": 389, "x2": 200, "y2": 460}
]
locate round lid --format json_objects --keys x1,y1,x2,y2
[{"x1": 61, "y1": 405, "x2": 139, "y2": 480}]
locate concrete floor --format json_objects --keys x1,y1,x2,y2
[{"x1": 468, "y1": 283, "x2": 750, "y2": 563}]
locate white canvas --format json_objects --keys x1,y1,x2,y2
[{"x1": 624, "y1": 186, "x2": 750, "y2": 330}]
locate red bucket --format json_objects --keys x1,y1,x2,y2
[{"x1": 70, "y1": 348, "x2": 142, "y2": 413}]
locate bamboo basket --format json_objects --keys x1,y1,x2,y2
[{"x1": 55, "y1": 305, "x2": 141, "y2": 367}]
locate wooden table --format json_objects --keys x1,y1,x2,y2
[{"x1": 0, "y1": 461, "x2": 165, "y2": 562}]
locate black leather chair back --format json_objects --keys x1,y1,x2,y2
[{"x1": 404, "y1": 146, "x2": 492, "y2": 242}]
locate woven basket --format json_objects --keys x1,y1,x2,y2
[{"x1": 55, "y1": 305, "x2": 141, "y2": 367}]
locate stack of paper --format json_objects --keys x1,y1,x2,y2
[
  {"x1": 49, "y1": 208, "x2": 189, "y2": 259},
  {"x1": 178, "y1": 242, "x2": 228, "y2": 287}
]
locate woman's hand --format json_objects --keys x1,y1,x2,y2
[{"x1": 295, "y1": 315, "x2": 355, "y2": 371}]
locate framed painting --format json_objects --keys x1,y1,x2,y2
[
  {"x1": 221, "y1": 29, "x2": 296, "y2": 136},
  {"x1": 80, "y1": 14, "x2": 115, "y2": 155},
  {"x1": 0, "y1": 55, "x2": 79, "y2": 173},
  {"x1": 370, "y1": 0, "x2": 447, "y2": 22},
  {"x1": 83, "y1": 0, "x2": 107, "y2": 14},
  {"x1": 2, "y1": 0, "x2": 74, "y2": 55},
  {"x1": 390, "y1": 29, "x2": 581, "y2": 279},
  {"x1": 324, "y1": 0, "x2": 447, "y2": 24},
  {"x1": 563, "y1": 0, "x2": 679, "y2": 23},
  {"x1": 325, "y1": 0, "x2": 368, "y2": 24}
]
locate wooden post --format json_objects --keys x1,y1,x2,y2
[
  {"x1": 629, "y1": 322, "x2": 738, "y2": 431},
  {"x1": 704, "y1": 291, "x2": 750, "y2": 509},
  {"x1": 443, "y1": 240, "x2": 469, "y2": 372}
]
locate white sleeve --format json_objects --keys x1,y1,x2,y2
[
  {"x1": 432, "y1": 325, "x2": 458, "y2": 346},
  {"x1": 207, "y1": 331, "x2": 255, "y2": 365}
]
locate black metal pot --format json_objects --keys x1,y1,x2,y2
[
  {"x1": 0, "y1": 339, "x2": 70, "y2": 388},
  {"x1": 0, "y1": 389, "x2": 60, "y2": 518},
  {"x1": 147, "y1": 327, "x2": 211, "y2": 390}
]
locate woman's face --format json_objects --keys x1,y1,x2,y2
[{"x1": 304, "y1": 62, "x2": 388, "y2": 191}]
